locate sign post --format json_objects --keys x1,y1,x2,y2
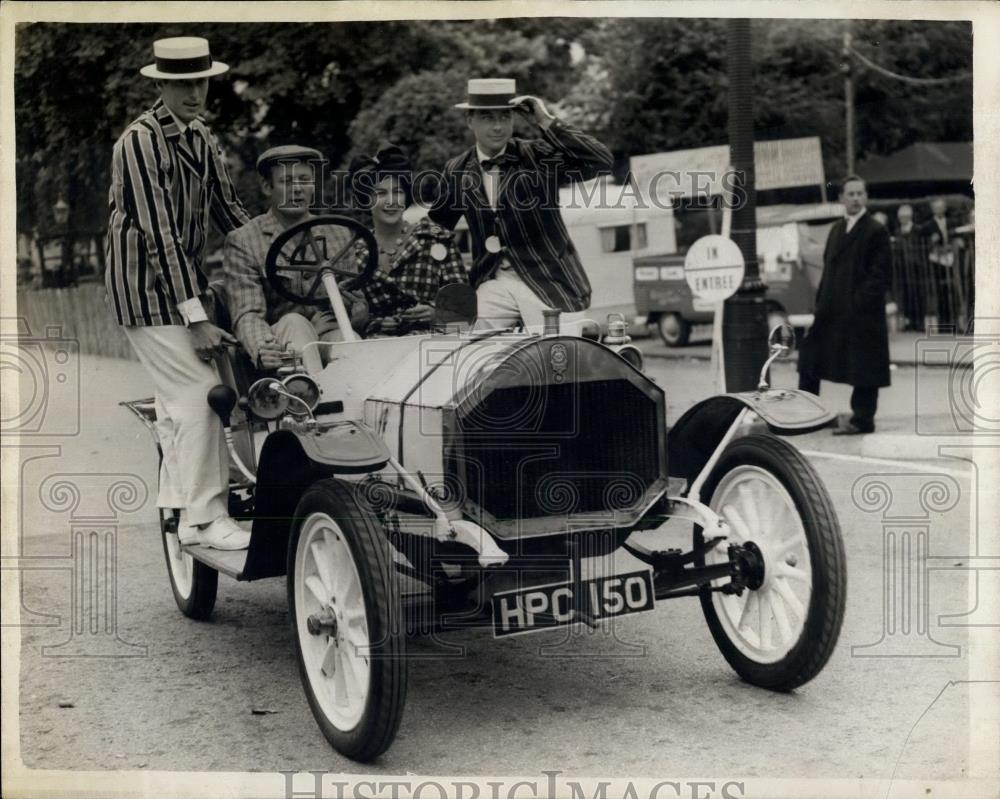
[{"x1": 684, "y1": 234, "x2": 745, "y2": 393}]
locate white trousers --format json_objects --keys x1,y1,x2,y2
[
  {"x1": 273, "y1": 312, "x2": 343, "y2": 374},
  {"x1": 123, "y1": 325, "x2": 229, "y2": 525},
  {"x1": 475, "y1": 268, "x2": 591, "y2": 336}
]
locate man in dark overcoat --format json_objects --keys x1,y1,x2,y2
[{"x1": 798, "y1": 175, "x2": 891, "y2": 435}]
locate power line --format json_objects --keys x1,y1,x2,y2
[{"x1": 849, "y1": 46, "x2": 972, "y2": 86}]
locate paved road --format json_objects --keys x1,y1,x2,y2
[{"x1": 9, "y1": 352, "x2": 993, "y2": 784}]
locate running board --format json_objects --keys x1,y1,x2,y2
[{"x1": 182, "y1": 544, "x2": 249, "y2": 580}]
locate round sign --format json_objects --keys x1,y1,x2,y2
[{"x1": 683, "y1": 235, "x2": 745, "y2": 302}]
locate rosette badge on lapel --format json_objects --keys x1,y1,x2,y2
[{"x1": 140, "y1": 37, "x2": 230, "y2": 79}]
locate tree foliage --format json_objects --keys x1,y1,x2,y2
[{"x1": 14, "y1": 18, "x2": 973, "y2": 238}]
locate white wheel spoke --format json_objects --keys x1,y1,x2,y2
[
  {"x1": 329, "y1": 553, "x2": 354, "y2": 601},
  {"x1": 341, "y1": 572, "x2": 362, "y2": 607},
  {"x1": 768, "y1": 588, "x2": 795, "y2": 645},
  {"x1": 774, "y1": 577, "x2": 806, "y2": 620},
  {"x1": 332, "y1": 648, "x2": 350, "y2": 706},
  {"x1": 778, "y1": 563, "x2": 811, "y2": 587},
  {"x1": 738, "y1": 482, "x2": 761, "y2": 534},
  {"x1": 305, "y1": 575, "x2": 329, "y2": 607},
  {"x1": 775, "y1": 534, "x2": 803, "y2": 560},
  {"x1": 347, "y1": 632, "x2": 370, "y2": 661},
  {"x1": 339, "y1": 644, "x2": 364, "y2": 700},
  {"x1": 344, "y1": 614, "x2": 369, "y2": 649},
  {"x1": 758, "y1": 591, "x2": 773, "y2": 650},
  {"x1": 311, "y1": 540, "x2": 336, "y2": 593},
  {"x1": 759, "y1": 493, "x2": 788, "y2": 539},
  {"x1": 319, "y1": 639, "x2": 338, "y2": 678},
  {"x1": 722, "y1": 503, "x2": 753, "y2": 542},
  {"x1": 737, "y1": 591, "x2": 756, "y2": 631}
]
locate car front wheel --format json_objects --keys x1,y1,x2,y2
[
  {"x1": 288, "y1": 478, "x2": 406, "y2": 761},
  {"x1": 697, "y1": 434, "x2": 846, "y2": 691}
]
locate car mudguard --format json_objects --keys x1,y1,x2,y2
[
  {"x1": 241, "y1": 423, "x2": 391, "y2": 580},
  {"x1": 667, "y1": 390, "x2": 833, "y2": 483}
]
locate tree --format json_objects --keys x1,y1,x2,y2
[{"x1": 14, "y1": 17, "x2": 973, "y2": 245}]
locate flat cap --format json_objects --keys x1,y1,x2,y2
[{"x1": 256, "y1": 145, "x2": 325, "y2": 176}]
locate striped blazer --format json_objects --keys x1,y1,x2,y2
[
  {"x1": 105, "y1": 99, "x2": 249, "y2": 327},
  {"x1": 428, "y1": 120, "x2": 613, "y2": 313}
]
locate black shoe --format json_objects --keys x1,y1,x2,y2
[{"x1": 832, "y1": 422, "x2": 874, "y2": 436}]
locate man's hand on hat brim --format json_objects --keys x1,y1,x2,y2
[{"x1": 509, "y1": 95, "x2": 555, "y2": 127}]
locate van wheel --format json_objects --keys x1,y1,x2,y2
[{"x1": 657, "y1": 313, "x2": 691, "y2": 347}]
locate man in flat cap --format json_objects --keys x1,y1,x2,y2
[
  {"x1": 106, "y1": 36, "x2": 251, "y2": 550},
  {"x1": 428, "y1": 78, "x2": 614, "y2": 332},
  {"x1": 223, "y1": 146, "x2": 368, "y2": 374}
]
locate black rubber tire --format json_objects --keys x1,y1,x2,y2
[
  {"x1": 160, "y1": 511, "x2": 218, "y2": 621},
  {"x1": 287, "y1": 478, "x2": 407, "y2": 762},
  {"x1": 697, "y1": 434, "x2": 846, "y2": 691},
  {"x1": 657, "y1": 312, "x2": 691, "y2": 347}
]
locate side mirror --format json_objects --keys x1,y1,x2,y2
[{"x1": 434, "y1": 283, "x2": 477, "y2": 330}]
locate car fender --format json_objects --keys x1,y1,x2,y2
[
  {"x1": 667, "y1": 390, "x2": 833, "y2": 483},
  {"x1": 242, "y1": 424, "x2": 390, "y2": 580}
]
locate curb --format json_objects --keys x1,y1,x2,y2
[
  {"x1": 857, "y1": 432, "x2": 972, "y2": 461},
  {"x1": 640, "y1": 349, "x2": 968, "y2": 369}
]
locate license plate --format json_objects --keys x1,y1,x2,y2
[{"x1": 491, "y1": 569, "x2": 655, "y2": 638}]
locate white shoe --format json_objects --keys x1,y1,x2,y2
[
  {"x1": 176, "y1": 511, "x2": 200, "y2": 546},
  {"x1": 197, "y1": 516, "x2": 251, "y2": 551}
]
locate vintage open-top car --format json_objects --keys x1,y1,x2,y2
[{"x1": 123, "y1": 215, "x2": 846, "y2": 762}]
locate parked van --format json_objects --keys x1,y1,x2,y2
[
  {"x1": 407, "y1": 181, "x2": 842, "y2": 344},
  {"x1": 635, "y1": 203, "x2": 843, "y2": 346}
]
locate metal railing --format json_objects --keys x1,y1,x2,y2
[{"x1": 889, "y1": 231, "x2": 974, "y2": 332}]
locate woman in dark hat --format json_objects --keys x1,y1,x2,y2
[{"x1": 350, "y1": 144, "x2": 467, "y2": 335}]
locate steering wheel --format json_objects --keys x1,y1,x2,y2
[{"x1": 264, "y1": 215, "x2": 379, "y2": 307}]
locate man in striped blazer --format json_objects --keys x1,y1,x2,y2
[
  {"x1": 428, "y1": 78, "x2": 614, "y2": 333},
  {"x1": 105, "y1": 37, "x2": 251, "y2": 550}
]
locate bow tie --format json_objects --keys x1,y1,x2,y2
[{"x1": 480, "y1": 152, "x2": 519, "y2": 171}]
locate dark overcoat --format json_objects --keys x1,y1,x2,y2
[{"x1": 798, "y1": 213, "x2": 892, "y2": 388}]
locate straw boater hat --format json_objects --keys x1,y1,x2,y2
[
  {"x1": 140, "y1": 37, "x2": 229, "y2": 80},
  {"x1": 454, "y1": 78, "x2": 517, "y2": 110}
]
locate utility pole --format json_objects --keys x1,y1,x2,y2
[
  {"x1": 843, "y1": 30, "x2": 855, "y2": 174},
  {"x1": 721, "y1": 18, "x2": 768, "y2": 391}
]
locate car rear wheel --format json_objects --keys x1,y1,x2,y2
[
  {"x1": 288, "y1": 478, "x2": 406, "y2": 761},
  {"x1": 697, "y1": 434, "x2": 846, "y2": 691},
  {"x1": 657, "y1": 313, "x2": 691, "y2": 347},
  {"x1": 160, "y1": 509, "x2": 218, "y2": 620}
]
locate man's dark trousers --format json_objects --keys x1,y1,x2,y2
[{"x1": 798, "y1": 373, "x2": 879, "y2": 431}]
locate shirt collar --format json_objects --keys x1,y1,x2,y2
[
  {"x1": 845, "y1": 208, "x2": 866, "y2": 222},
  {"x1": 153, "y1": 99, "x2": 190, "y2": 138},
  {"x1": 168, "y1": 108, "x2": 188, "y2": 134},
  {"x1": 260, "y1": 208, "x2": 313, "y2": 234},
  {"x1": 476, "y1": 144, "x2": 507, "y2": 166}
]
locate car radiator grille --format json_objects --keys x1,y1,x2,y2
[{"x1": 455, "y1": 378, "x2": 661, "y2": 521}]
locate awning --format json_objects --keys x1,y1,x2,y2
[{"x1": 857, "y1": 142, "x2": 972, "y2": 185}]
